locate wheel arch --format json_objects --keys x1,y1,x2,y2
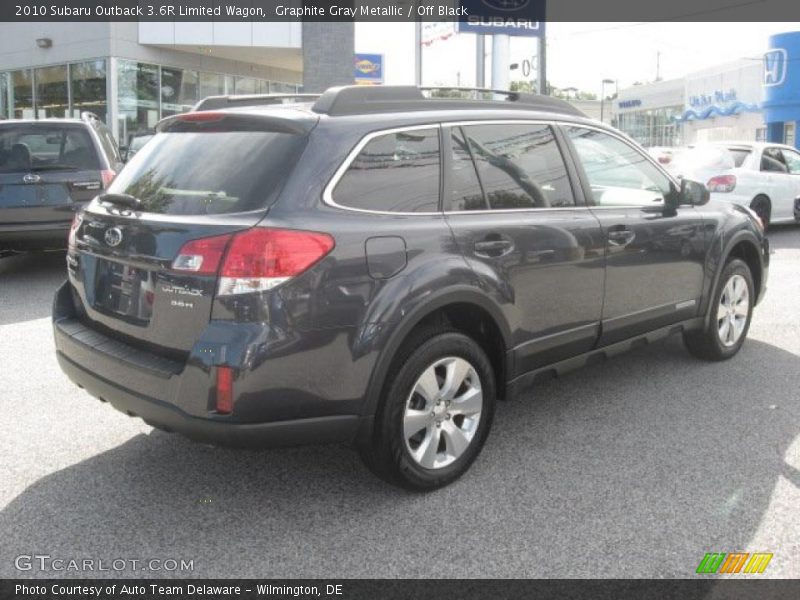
[
  {"x1": 703, "y1": 230, "x2": 764, "y2": 328},
  {"x1": 359, "y1": 288, "x2": 511, "y2": 423}
]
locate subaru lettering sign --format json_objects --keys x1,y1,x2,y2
[
  {"x1": 354, "y1": 53, "x2": 383, "y2": 85},
  {"x1": 763, "y1": 48, "x2": 787, "y2": 87},
  {"x1": 458, "y1": 0, "x2": 545, "y2": 37}
]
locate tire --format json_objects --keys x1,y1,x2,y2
[
  {"x1": 359, "y1": 329, "x2": 496, "y2": 491},
  {"x1": 750, "y1": 195, "x2": 771, "y2": 231},
  {"x1": 683, "y1": 258, "x2": 754, "y2": 361}
]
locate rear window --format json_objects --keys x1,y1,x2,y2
[
  {"x1": 727, "y1": 148, "x2": 751, "y2": 167},
  {"x1": 0, "y1": 124, "x2": 100, "y2": 172},
  {"x1": 108, "y1": 130, "x2": 307, "y2": 215}
]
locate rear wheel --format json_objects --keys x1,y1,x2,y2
[
  {"x1": 359, "y1": 330, "x2": 496, "y2": 491},
  {"x1": 750, "y1": 195, "x2": 771, "y2": 231},
  {"x1": 683, "y1": 258, "x2": 754, "y2": 361}
]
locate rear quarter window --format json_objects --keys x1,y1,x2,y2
[
  {"x1": 108, "y1": 129, "x2": 307, "y2": 215},
  {"x1": 331, "y1": 127, "x2": 440, "y2": 213}
]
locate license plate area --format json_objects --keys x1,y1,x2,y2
[{"x1": 93, "y1": 259, "x2": 156, "y2": 325}]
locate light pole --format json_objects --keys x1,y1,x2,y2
[{"x1": 600, "y1": 78, "x2": 615, "y2": 123}]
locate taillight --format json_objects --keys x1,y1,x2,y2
[
  {"x1": 707, "y1": 174, "x2": 736, "y2": 193},
  {"x1": 215, "y1": 366, "x2": 234, "y2": 414},
  {"x1": 68, "y1": 212, "x2": 82, "y2": 250},
  {"x1": 219, "y1": 228, "x2": 335, "y2": 296},
  {"x1": 101, "y1": 169, "x2": 116, "y2": 189},
  {"x1": 172, "y1": 233, "x2": 232, "y2": 275},
  {"x1": 177, "y1": 112, "x2": 226, "y2": 123}
]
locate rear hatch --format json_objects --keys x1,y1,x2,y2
[
  {"x1": 0, "y1": 122, "x2": 105, "y2": 225},
  {"x1": 69, "y1": 110, "x2": 314, "y2": 354}
]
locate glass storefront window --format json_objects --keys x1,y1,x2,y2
[
  {"x1": 234, "y1": 77, "x2": 257, "y2": 95},
  {"x1": 9, "y1": 70, "x2": 34, "y2": 119},
  {"x1": 271, "y1": 82, "x2": 298, "y2": 94},
  {"x1": 199, "y1": 72, "x2": 224, "y2": 99},
  {"x1": 70, "y1": 59, "x2": 107, "y2": 123},
  {"x1": 617, "y1": 106, "x2": 682, "y2": 148},
  {"x1": 161, "y1": 67, "x2": 199, "y2": 117},
  {"x1": 117, "y1": 60, "x2": 160, "y2": 147},
  {"x1": 35, "y1": 65, "x2": 69, "y2": 119},
  {"x1": 0, "y1": 72, "x2": 8, "y2": 119}
]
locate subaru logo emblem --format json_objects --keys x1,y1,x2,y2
[
  {"x1": 22, "y1": 173, "x2": 40, "y2": 184},
  {"x1": 104, "y1": 227, "x2": 123, "y2": 247},
  {"x1": 481, "y1": 0, "x2": 530, "y2": 11},
  {"x1": 764, "y1": 48, "x2": 787, "y2": 87}
]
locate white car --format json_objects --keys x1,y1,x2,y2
[{"x1": 669, "y1": 141, "x2": 800, "y2": 228}]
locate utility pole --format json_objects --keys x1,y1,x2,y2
[
  {"x1": 656, "y1": 50, "x2": 661, "y2": 81},
  {"x1": 414, "y1": 21, "x2": 422, "y2": 86},
  {"x1": 537, "y1": 34, "x2": 547, "y2": 95},
  {"x1": 476, "y1": 35, "x2": 485, "y2": 88}
]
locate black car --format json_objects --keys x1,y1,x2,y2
[
  {"x1": 53, "y1": 86, "x2": 769, "y2": 490},
  {"x1": 0, "y1": 113, "x2": 123, "y2": 254}
]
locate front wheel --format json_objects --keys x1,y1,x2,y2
[
  {"x1": 359, "y1": 331, "x2": 496, "y2": 491},
  {"x1": 684, "y1": 258, "x2": 754, "y2": 361}
]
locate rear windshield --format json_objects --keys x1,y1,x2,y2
[
  {"x1": 0, "y1": 124, "x2": 100, "y2": 172},
  {"x1": 108, "y1": 130, "x2": 307, "y2": 215}
]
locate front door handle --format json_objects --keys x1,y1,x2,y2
[
  {"x1": 474, "y1": 239, "x2": 514, "y2": 257},
  {"x1": 607, "y1": 227, "x2": 636, "y2": 246}
]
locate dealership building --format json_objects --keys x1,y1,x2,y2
[
  {"x1": 0, "y1": 21, "x2": 353, "y2": 146},
  {"x1": 611, "y1": 31, "x2": 800, "y2": 150}
]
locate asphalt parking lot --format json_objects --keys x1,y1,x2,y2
[{"x1": 1, "y1": 227, "x2": 799, "y2": 579}]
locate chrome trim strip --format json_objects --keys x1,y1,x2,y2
[{"x1": 320, "y1": 117, "x2": 681, "y2": 216}]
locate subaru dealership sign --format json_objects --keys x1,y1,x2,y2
[{"x1": 458, "y1": 0, "x2": 545, "y2": 37}]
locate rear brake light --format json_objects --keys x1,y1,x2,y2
[
  {"x1": 219, "y1": 228, "x2": 335, "y2": 296},
  {"x1": 68, "y1": 212, "x2": 82, "y2": 250},
  {"x1": 215, "y1": 366, "x2": 234, "y2": 414},
  {"x1": 101, "y1": 169, "x2": 116, "y2": 189},
  {"x1": 177, "y1": 112, "x2": 226, "y2": 122},
  {"x1": 707, "y1": 174, "x2": 736, "y2": 193},
  {"x1": 172, "y1": 233, "x2": 232, "y2": 275}
]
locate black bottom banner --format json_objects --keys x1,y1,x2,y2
[{"x1": 2, "y1": 579, "x2": 800, "y2": 600}]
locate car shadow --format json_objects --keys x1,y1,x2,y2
[
  {"x1": 1, "y1": 336, "x2": 797, "y2": 579},
  {"x1": 0, "y1": 252, "x2": 66, "y2": 326}
]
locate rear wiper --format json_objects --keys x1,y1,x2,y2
[{"x1": 98, "y1": 192, "x2": 143, "y2": 210}]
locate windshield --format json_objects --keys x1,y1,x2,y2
[
  {"x1": 108, "y1": 129, "x2": 307, "y2": 215},
  {"x1": 0, "y1": 124, "x2": 100, "y2": 172},
  {"x1": 727, "y1": 148, "x2": 752, "y2": 167}
]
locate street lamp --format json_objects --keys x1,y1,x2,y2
[{"x1": 600, "y1": 78, "x2": 615, "y2": 123}]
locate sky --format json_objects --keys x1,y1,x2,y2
[{"x1": 355, "y1": 22, "x2": 797, "y2": 96}]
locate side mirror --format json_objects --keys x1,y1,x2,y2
[
  {"x1": 679, "y1": 178, "x2": 710, "y2": 206},
  {"x1": 119, "y1": 145, "x2": 129, "y2": 162}
]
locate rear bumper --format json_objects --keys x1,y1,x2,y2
[
  {"x1": 56, "y1": 349, "x2": 359, "y2": 447},
  {"x1": 0, "y1": 220, "x2": 70, "y2": 250},
  {"x1": 53, "y1": 282, "x2": 364, "y2": 447}
]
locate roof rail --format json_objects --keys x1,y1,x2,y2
[
  {"x1": 311, "y1": 85, "x2": 586, "y2": 117},
  {"x1": 192, "y1": 93, "x2": 320, "y2": 112}
]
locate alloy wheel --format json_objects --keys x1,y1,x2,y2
[
  {"x1": 717, "y1": 274, "x2": 749, "y2": 347},
  {"x1": 402, "y1": 356, "x2": 483, "y2": 469}
]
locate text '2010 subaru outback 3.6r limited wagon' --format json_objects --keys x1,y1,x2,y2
[{"x1": 53, "y1": 86, "x2": 769, "y2": 490}]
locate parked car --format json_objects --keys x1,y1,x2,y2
[
  {"x1": 53, "y1": 86, "x2": 769, "y2": 490},
  {"x1": 669, "y1": 141, "x2": 800, "y2": 228},
  {"x1": 0, "y1": 113, "x2": 123, "y2": 254}
]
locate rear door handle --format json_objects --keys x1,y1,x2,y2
[
  {"x1": 607, "y1": 228, "x2": 636, "y2": 246},
  {"x1": 474, "y1": 239, "x2": 514, "y2": 257}
]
